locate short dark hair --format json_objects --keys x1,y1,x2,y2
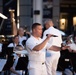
[{"x1": 32, "y1": 23, "x2": 41, "y2": 30}]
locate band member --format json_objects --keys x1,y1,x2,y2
[
  {"x1": 43, "y1": 19, "x2": 62, "y2": 75},
  {"x1": 26, "y1": 23, "x2": 53, "y2": 75},
  {"x1": 18, "y1": 27, "x2": 27, "y2": 48},
  {"x1": 8, "y1": 35, "x2": 23, "y2": 75}
]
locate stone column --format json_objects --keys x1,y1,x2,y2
[
  {"x1": 20, "y1": 0, "x2": 32, "y2": 31},
  {"x1": 52, "y1": 0, "x2": 60, "y2": 28},
  {"x1": 33, "y1": 0, "x2": 43, "y2": 25}
]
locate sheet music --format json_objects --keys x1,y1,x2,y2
[
  {"x1": 13, "y1": 50, "x2": 28, "y2": 55},
  {"x1": 0, "y1": 59, "x2": 7, "y2": 71},
  {"x1": 0, "y1": 43, "x2": 2, "y2": 52},
  {"x1": 67, "y1": 43, "x2": 76, "y2": 51}
]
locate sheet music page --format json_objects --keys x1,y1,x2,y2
[
  {"x1": 0, "y1": 59, "x2": 7, "y2": 71},
  {"x1": 0, "y1": 43, "x2": 2, "y2": 52}
]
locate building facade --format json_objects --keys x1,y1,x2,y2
[{"x1": 0, "y1": 0, "x2": 76, "y2": 35}]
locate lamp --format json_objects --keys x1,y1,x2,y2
[
  {"x1": 73, "y1": 16, "x2": 76, "y2": 31},
  {"x1": 73, "y1": 16, "x2": 76, "y2": 26},
  {"x1": 60, "y1": 18, "x2": 66, "y2": 30},
  {"x1": 0, "y1": 13, "x2": 8, "y2": 19}
]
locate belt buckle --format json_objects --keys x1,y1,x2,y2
[{"x1": 42, "y1": 62, "x2": 44, "y2": 65}]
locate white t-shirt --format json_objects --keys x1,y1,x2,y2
[
  {"x1": 18, "y1": 36, "x2": 26, "y2": 44},
  {"x1": 8, "y1": 43, "x2": 16, "y2": 47},
  {"x1": 26, "y1": 35, "x2": 46, "y2": 62},
  {"x1": 43, "y1": 26, "x2": 62, "y2": 54}
]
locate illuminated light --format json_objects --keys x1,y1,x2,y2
[
  {"x1": 60, "y1": 18, "x2": 66, "y2": 30},
  {"x1": 60, "y1": 19, "x2": 65, "y2": 24},
  {"x1": 73, "y1": 16, "x2": 76, "y2": 26},
  {"x1": 0, "y1": 13, "x2": 8, "y2": 19}
]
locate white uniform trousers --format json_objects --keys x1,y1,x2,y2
[
  {"x1": 46, "y1": 51, "x2": 60, "y2": 75},
  {"x1": 28, "y1": 61, "x2": 47, "y2": 75}
]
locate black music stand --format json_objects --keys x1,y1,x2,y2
[
  {"x1": 22, "y1": 40, "x2": 26, "y2": 46},
  {"x1": 3, "y1": 56, "x2": 14, "y2": 71},
  {"x1": 57, "y1": 50, "x2": 76, "y2": 75},
  {"x1": 6, "y1": 47, "x2": 13, "y2": 56},
  {"x1": 2, "y1": 56, "x2": 14, "y2": 75},
  {"x1": 1, "y1": 47, "x2": 14, "y2": 75},
  {"x1": 0, "y1": 45, "x2": 13, "y2": 58},
  {"x1": 15, "y1": 56, "x2": 28, "y2": 75}
]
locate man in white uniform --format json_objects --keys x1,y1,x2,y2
[
  {"x1": 18, "y1": 27, "x2": 27, "y2": 47},
  {"x1": 43, "y1": 19, "x2": 62, "y2": 75},
  {"x1": 26, "y1": 23, "x2": 53, "y2": 75}
]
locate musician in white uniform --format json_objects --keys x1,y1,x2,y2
[
  {"x1": 43, "y1": 19, "x2": 62, "y2": 75},
  {"x1": 8, "y1": 35, "x2": 19, "y2": 47},
  {"x1": 26, "y1": 23, "x2": 53, "y2": 75},
  {"x1": 8, "y1": 35, "x2": 23, "y2": 75},
  {"x1": 18, "y1": 27, "x2": 27, "y2": 48}
]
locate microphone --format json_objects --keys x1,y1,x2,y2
[{"x1": 46, "y1": 34, "x2": 58, "y2": 37}]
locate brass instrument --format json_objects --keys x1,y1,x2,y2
[{"x1": 67, "y1": 35, "x2": 74, "y2": 43}]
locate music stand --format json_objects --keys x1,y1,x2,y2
[
  {"x1": 3, "y1": 56, "x2": 14, "y2": 71},
  {"x1": 15, "y1": 56, "x2": 28, "y2": 75},
  {"x1": 0, "y1": 43, "x2": 11, "y2": 58},
  {"x1": 2, "y1": 56, "x2": 14, "y2": 75},
  {"x1": 57, "y1": 51, "x2": 76, "y2": 75},
  {"x1": 2, "y1": 47, "x2": 14, "y2": 71},
  {"x1": 6, "y1": 47, "x2": 13, "y2": 56}
]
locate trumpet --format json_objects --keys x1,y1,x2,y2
[{"x1": 66, "y1": 35, "x2": 76, "y2": 51}]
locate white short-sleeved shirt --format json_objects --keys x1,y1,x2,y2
[
  {"x1": 26, "y1": 35, "x2": 46, "y2": 62},
  {"x1": 8, "y1": 43, "x2": 23, "y2": 47},
  {"x1": 43, "y1": 26, "x2": 62, "y2": 54},
  {"x1": 18, "y1": 36, "x2": 26, "y2": 44},
  {"x1": 8, "y1": 43, "x2": 16, "y2": 47}
]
